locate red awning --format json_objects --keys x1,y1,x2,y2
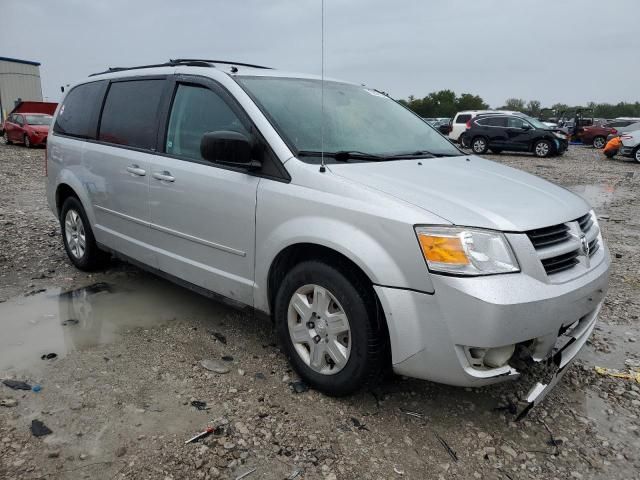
[{"x1": 10, "y1": 101, "x2": 58, "y2": 116}]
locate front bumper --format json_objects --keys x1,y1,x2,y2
[
  {"x1": 620, "y1": 146, "x2": 635, "y2": 157},
  {"x1": 375, "y1": 245, "x2": 610, "y2": 387},
  {"x1": 28, "y1": 133, "x2": 48, "y2": 145}
]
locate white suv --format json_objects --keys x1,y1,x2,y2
[{"x1": 46, "y1": 60, "x2": 609, "y2": 404}]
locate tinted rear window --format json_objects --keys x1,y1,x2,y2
[
  {"x1": 53, "y1": 81, "x2": 105, "y2": 139},
  {"x1": 455, "y1": 114, "x2": 472, "y2": 124},
  {"x1": 477, "y1": 117, "x2": 507, "y2": 127},
  {"x1": 99, "y1": 79, "x2": 165, "y2": 150}
]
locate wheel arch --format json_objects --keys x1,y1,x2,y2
[{"x1": 53, "y1": 172, "x2": 95, "y2": 225}]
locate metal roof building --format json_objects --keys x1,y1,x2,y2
[{"x1": 0, "y1": 56, "x2": 43, "y2": 121}]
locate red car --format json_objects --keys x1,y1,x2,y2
[
  {"x1": 2, "y1": 101, "x2": 57, "y2": 148},
  {"x1": 576, "y1": 124, "x2": 618, "y2": 149}
]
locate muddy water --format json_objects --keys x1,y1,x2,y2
[
  {"x1": 567, "y1": 183, "x2": 620, "y2": 212},
  {"x1": 0, "y1": 273, "x2": 233, "y2": 373}
]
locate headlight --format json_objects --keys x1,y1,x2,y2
[
  {"x1": 553, "y1": 132, "x2": 566, "y2": 140},
  {"x1": 415, "y1": 226, "x2": 519, "y2": 276}
]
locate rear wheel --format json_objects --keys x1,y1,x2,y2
[
  {"x1": 459, "y1": 133, "x2": 468, "y2": 148},
  {"x1": 534, "y1": 139, "x2": 552, "y2": 158},
  {"x1": 3, "y1": 131, "x2": 12, "y2": 145},
  {"x1": 60, "y1": 196, "x2": 110, "y2": 271},
  {"x1": 471, "y1": 137, "x2": 489, "y2": 154},
  {"x1": 592, "y1": 136, "x2": 606, "y2": 149},
  {"x1": 24, "y1": 135, "x2": 31, "y2": 148},
  {"x1": 275, "y1": 260, "x2": 385, "y2": 396}
]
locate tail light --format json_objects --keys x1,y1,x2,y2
[{"x1": 465, "y1": 119, "x2": 471, "y2": 129}]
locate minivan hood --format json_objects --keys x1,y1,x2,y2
[{"x1": 328, "y1": 155, "x2": 590, "y2": 231}]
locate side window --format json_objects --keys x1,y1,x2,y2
[
  {"x1": 15, "y1": 115, "x2": 24, "y2": 126},
  {"x1": 455, "y1": 114, "x2": 471, "y2": 124},
  {"x1": 53, "y1": 81, "x2": 105, "y2": 139},
  {"x1": 508, "y1": 117, "x2": 527, "y2": 129},
  {"x1": 99, "y1": 79, "x2": 165, "y2": 149},
  {"x1": 486, "y1": 117, "x2": 507, "y2": 127},
  {"x1": 165, "y1": 84, "x2": 248, "y2": 161}
]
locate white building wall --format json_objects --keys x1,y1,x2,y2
[{"x1": 0, "y1": 59, "x2": 43, "y2": 120}]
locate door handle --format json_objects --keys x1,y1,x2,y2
[
  {"x1": 126, "y1": 165, "x2": 146, "y2": 176},
  {"x1": 152, "y1": 171, "x2": 175, "y2": 182}
]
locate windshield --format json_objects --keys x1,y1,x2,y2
[
  {"x1": 25, "y1": 115, "x2": 52, "y2": 126},
  {"x1": 236, "y1": 77, "x2": 460, "y2": 160},
  {"x1": 522, "y1": 116, "x2": 549, "y2": 130}
]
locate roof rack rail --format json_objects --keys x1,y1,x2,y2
[
  {"x1": 169, "y1": 59, "x2": 272, "y2": 70},
  {"x1": 89, "y1": 58, "x2": 271, "y2": 77}
]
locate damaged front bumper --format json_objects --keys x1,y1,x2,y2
[{"x1": 376, "y1": 240, "x2": 610, "y2": 402}]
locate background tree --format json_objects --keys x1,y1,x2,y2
[
  {"x1": 526, "y1": 100, "x2": 541, "y2": 117},
  {"x1": 503, "y1": 98, "x2": 527, "y2": 112}
]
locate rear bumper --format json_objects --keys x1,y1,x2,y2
[{"x1": 376, "y1": 245, "x2": 610, "y2": 387}]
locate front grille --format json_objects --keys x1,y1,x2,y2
[{"x1": 526, "y1": 212, "x2": 600, "y2": 276}]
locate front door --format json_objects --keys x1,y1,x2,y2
[
  {"x1": 84, "y1": 77, "x2": 168, "y2": 267},
  {"x1": 148, "y1": 78, "x2": 259, "y2": 306},
  {"x1": 506, "y1": 116, "x2": 535, "y2": 151}
]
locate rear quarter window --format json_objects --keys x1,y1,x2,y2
[
  {"x1": 98, "y1": 79, "x2": 165, "y2": 150},
  {"x1": 455, "y1": 114, "x2": 472, "y2": 124},
  {"x1": 53, "y1": 81, "x2": 106, "y2": 139}
]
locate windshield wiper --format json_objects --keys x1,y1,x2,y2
[{"x1": 296, "y1": 150, "x2": 386, "y2": 161}]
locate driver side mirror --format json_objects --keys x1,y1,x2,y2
[
  {"x1": 521, "y1": 124, "x2": 532, "y2": 130},
  {"x1": 200, "y1": 131, "x2": 260, "y2": 169}
]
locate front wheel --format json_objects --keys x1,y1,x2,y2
[
  {"x1": 275, "y1": 260, "x2": 385, "y2": 396},
  {"x1": 60, "y1": 197, "x2": 110, "y2": 271},
  {"x1": 471, "y1": 137, "x2": 489, "y2": 154},
  {"x1": 534, "y1": 139, "x2": 552, "y2": 158},
  {"x1": 3, "y1": 131, "x2": 12, "y2": 145},
  {"x1": 634, "y1": 147, "x2": 640, "y2": 163},
  {"x1": 592, "y1": 136, "x2": 606, "y2": 149}
]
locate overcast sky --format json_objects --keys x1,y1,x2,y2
[{"x1": 2, "y1": 0, "x2": 638, "y2": 107}]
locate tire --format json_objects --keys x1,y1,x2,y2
[
  {"x1": 490, "y1": 148, "x2": 502, "y2": 154},
  {"x1": 533, "y1": 139, "x2": 552, "y2": 158},
  {"x1": 60, "y1": 196, "x2": 110, "y2": 271},
  {"x1": 274, "y1": 260, "x2": 385, "y2": 396},
  {"x1": 3, "y1": 131, "x2": 11, "y2": 145},
  {"x1": 592, "y1": 136, "x2": 606, "y2": 149},
  {"x1": 459, "y1": 133, "x2": 468, "y2": 148},
  {"x1": 471, "y1": 136, "x2": 489, "y2": 154},
  {"x1": 634, "y1": 147, "x2": 640, "y2": 163}
]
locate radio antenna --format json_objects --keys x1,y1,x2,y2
[{"x1": 319, "y1": 0, "x2": 326, "y2": 173}]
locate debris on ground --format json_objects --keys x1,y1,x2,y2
[
  {"x1": 61, "y1": 318, "x2": 79, "y2": 326},
  {"x1": 393, "y1": 465, "x2": 405, "y2": 475},
  {"x1": 287, "y1": 467, "x2": 303, "y2": 479},
  {"x1": 185, "y1": 426, "x2": 214, "y2": 444},
  {"x1": 190, "y1": 400, "x2": 208, "y2": 410},
  {"x1": 25, "y1": 288, "x2": 46, "y2": 296},
  {"x1": 399, "y1": 408, "x2": 425, "y2": 419},
  {"x1": 211, "y1": 331, "x2": 227, "y2": 344},
  {"x1": 2, "y1": 379, "x2": 31, "y2": 390},
  {"x1": 31, "y1": 419, "x2": 53, "y2": 437},
  {"x1": 0, "y1": 398, "x2": 18, "y2": 407},
  {"x1": 595, "y1": 366, "x2": 640, "y2": 383},
  {"x1": 434, "y1": 432, "x2": 458, "y2": 462},
  {"x1": 289, "y1": 381, "x2": 309, "y2": 393},
  {"x1": 200, "y1": 359, "x2": 230, "y2": 374},
  {"x1": 32, "y1": 385, "x2": 42, "y2": 393},
  {"x1": 41, "y1": 353, "x2": 57, "y2": 360},
  {"x1": 350, "y1": 417, "x2": 369, "y2": 431},
  {"x1": 235, "y1": 467, "x2": 256, "y2": 479},
  {"x1": 221, "y1": 355, "x2": 234, "y2": 362}
]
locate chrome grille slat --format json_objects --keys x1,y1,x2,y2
[{"x1": 526, "y1": 212, "x2": 600, "y2": 276}]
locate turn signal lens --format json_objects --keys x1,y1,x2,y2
[
  {"x1": 415, "y1": 226, "x2": 520, "y2": 276},
  {"x1": 418, "y1": 235, "x2": 469, "y2": 265}
]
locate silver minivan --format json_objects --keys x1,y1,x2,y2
[{"x1": 46, "y1": 59, "x2": 610, "y2": 401}]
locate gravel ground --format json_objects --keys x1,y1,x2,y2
[{"x1": 0, "y1": 143, "x2": 639, "y2": 480}]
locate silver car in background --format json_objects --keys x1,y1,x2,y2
[{"x1": 46, "y1": 59, "x2": 610, "y2": 400}]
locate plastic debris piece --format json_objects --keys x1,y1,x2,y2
[
  {"x1": 594, "y1": 366, "x2": 640, "y2": 383},
  {"x1": 221, "y1": 355, "x2": 234, "y2": 362},
  {"x1": 191, "y1": 400, "x2": 208, "y2": 411},
  {"x1": 31, "y1": 419, "x2": 53, "y2": 437},
  {"x1": 393, "y1": 465, "x2": 405, "y2": 475},
  {"x1": 235, "y1": 467, "x2": 256, "y2": 480},
  {"x1": 185, "y1": 426, "x2": 214, "y2": 444},
  {"x1": 62, "y1": 319, "x2": 79, "y2": 326},
  {"x1": 287, "y1": 467, "x2": 303, "y2": 479},
  {"x1": 399, "y1": 408, "x2": 425, "y2": 419},
  {"x1": 350, "y1": 417, "x2": 369, "y2": 431},
  {"x1": 32, "y1": 385, "x2": 42, "y2": 393},
  {"x1": 200, "y1": 359, "x2": 230, "y2": 374},
  {"x1": 289, "y1": 381, "x2": 309, "y2": 394},
  {"x1": 434, "y1": 432, "x2": 458, "y2": 462},
  {"x1": 41, "y1": 353, "x2": 57, "y2": 360},
  {"x1": 2, "y1": 379, "x2": 32, "y2": 390},
  {"x1": 0, "y1": 398, "x2": 18, "y2": 407}
]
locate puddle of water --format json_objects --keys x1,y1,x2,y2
[
  {"x1": 567, "y1": 183, "x2": 618, "y2": 212},
  {"x1": 579, "y1": 322, "x2": 640, "y2": 369},
  {"x1": 0, "y1": 274, "x2": 233, "y2": 373}
]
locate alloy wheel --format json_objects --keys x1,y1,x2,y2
[
  {"x1": 535, "y1": 141, "x2": 550, "y2": 157},
  {"x1": 635, "y1": 148, "x2": 640, "y2": 163},
  {"x1": 287, "y1": 284, "x2": 351, "y2": 375},
  {"x1": 64, "y1": 209, "x2": 86, "y2": 259},
  {"x1": 473, "y1": 138, "x2": 487, "y2": 153},
  {"x1": 593, "y1": 137, "x2": 606, "y2": 149}
]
